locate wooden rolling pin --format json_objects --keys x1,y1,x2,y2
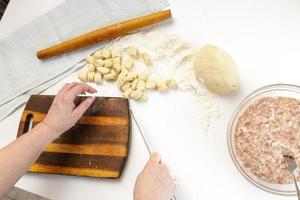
[{"x1": 37, "y1": 9, "x2": 172, "y2": 59}]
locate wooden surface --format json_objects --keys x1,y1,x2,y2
[{"x1": 17, "y1": 95, "x2": 131, "y2": 179}]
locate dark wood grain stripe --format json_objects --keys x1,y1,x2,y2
[
  {"x1": 21, "y1": 111, "x2": 128, "y2": 126},
  {"x1": 25, "y1": 95, "x2": 129, "y2": 117},
  {"x1": 53, "y1": 124, "x2": 129, "y2": 145},
  {"x1": 43, "y1": 143, "x2": 127, "y2": 157},
  {"x1": 29, "y1": 164, "x2": 119, "y2": 178},
  {"x1": 34, "y1": 152, "x2": 124, "y2": 170}
]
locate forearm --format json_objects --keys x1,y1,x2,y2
[{"x1": 0, "y1": 123, "x2": 58, "y2": 198}]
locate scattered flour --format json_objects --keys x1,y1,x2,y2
[{"x1": 87, "y1": 29, "x2": 220, "y2": 133}]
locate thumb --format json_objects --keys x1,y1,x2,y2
[
  {"x1": 149, "y1": 152, "x2": 161, "y2": 164},
  {"x1": 72, "y1": 96, "x2": 95, "y2": 120}
]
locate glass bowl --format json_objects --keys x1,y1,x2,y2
[{"x1": 227, "y1": 84, "x2": 300, "y2": 195}]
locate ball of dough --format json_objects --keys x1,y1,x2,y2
[{"x1": 193, "y1": 44, "x2": 240, "y2": 94}]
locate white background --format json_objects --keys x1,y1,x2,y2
[{"x1": 1, "y1": 0, "x2": 300, "y2": 199}]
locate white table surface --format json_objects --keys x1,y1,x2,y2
[{"x1": 1, "y1": 0, "x2": 300, "y2": 199}]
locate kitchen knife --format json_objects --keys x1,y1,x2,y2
[{"x1": 130, "y1": 109, "x2": 177, "y2": 200}]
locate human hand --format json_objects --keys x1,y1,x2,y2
[
  {"x1": 42, "y1": 82, "x2": 97, "y2": 139},
  {"x1": 133, "y1": 153, "x2": 177, "y2": 200}
]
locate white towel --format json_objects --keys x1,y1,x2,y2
[{"x1": 0, "y1": 0, "x2": 169, "y2": 121}]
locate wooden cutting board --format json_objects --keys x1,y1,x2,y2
[{"x1": 17, "y1": 95, "x2": 130, "y2": 179}]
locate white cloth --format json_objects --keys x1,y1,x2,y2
[{"x1": 0, "y1": 0, "x2": 169, "y2": 121}]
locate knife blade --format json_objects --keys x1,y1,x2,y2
[{"x1": 130, "y1": 109, "x2": 152, "y2": 155}]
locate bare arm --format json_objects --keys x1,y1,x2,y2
[{"x1": 0, "y1": 83, "x2": 96, "y2": 198}]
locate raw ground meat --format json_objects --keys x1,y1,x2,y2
[{"x1": 234, "y1": 97, "x2": 300, "y2": 184}]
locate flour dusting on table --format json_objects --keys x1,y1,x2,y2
[{"x1": 83, "y1": 29, "x2": 220, "y2": 133}]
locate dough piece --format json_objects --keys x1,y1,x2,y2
[
  {"x1": 131, "y1": 79, "x2": 139, "y2": 90},
  {"x1": 94, "y1": 59, "x2": 105, "y2": 67},
  {"x1": 193, "y1": 44, "x2": 239, "y2": 94},
  {"x1": 116, "y1": 75, "x2": 126, "y2": 88},
  {"x1": 138, "y1": 73, "x2": 148, "y2": 81},
  {"x1": 146, "y1": 79, "x2": 156, "y2": 89},
  {"x1": 118, "y1": 72, "x2": 127, "y2": 81},
  {"x1": 142, "y1": 53, "x2": 152, "y2": 66},
  {"x1": 126, "y1": 46, "x2": 139, "y2": 58},
  {"x1": 104, "y1": 59, "x2": 113, "y2": 68},
  {"x1": 87, "y1": 72, "x2": 95, "y2": 82},
  {"x1": 112, "y1": 57, "x2": 121, "y2": 66},
  {"x1": 123, "y1": 87, "x2": 133, "y2": 98},
  {"x1": 97, "y1": 66, "x2": 110, "y2": 74},
  {"x1": 86, "y1": 55, "x2": 94, "y2": 64},
  {"x1": 124, "y1": 59, "x2": 134, "y2": 70},
  {"x1": 79, "y1": 71, "x2": 88, "y2": 82},
  {"x1": 130, "y1": 90, "x2": 143, "y2": 100},
  {"x1": 126, "y1": 72, "x2": 137, "y2": 81},
  {"x1": 121, "y1": 82, "x2": 131, "y2": 92},
  {"x1": 102, "y1": 49, "x2": 111, "y2": 59},
  {"x1": 113, "y1": 64, "x2": 121, "y2": 74},
  {"x1": 137, "y1": 80, "x2": 146, "y2": 91},
  {"x1": 166, "y1": 79, "x2": 177, "y2": 88},
  {"x1": 103, "y1": 71, "x2": 117, "y2": 80},
  {"x1": 140, "y1": 92, "x2": 148, "y2": 101},
  {"x1": 88, "y1": 64, "x2": 96, "y2": 72},
  {"x1": 111, "y1": 49, "x2": 121, "y2": 58},
  {"x1": 94, "y1": 73, "x2": 102, "y2": 84},
  {"x1": 157, "y1": 81, "x2": 168, "y2": 92},
  {"x1": 121, "y1": 68, "x2": 129, "y2": 76},
  {"x1": 94, "y1": 50, "x2": 104, "y2": 59}
]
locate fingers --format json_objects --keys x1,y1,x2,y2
[
  {"x1": 72, "y1": 96, "x2": 96, "y2": 120},
  {"x1": 67, "y1": 83, "x2": 97, "y2": 101},
  {"x1": 57, "y1": 82, "x2": 77, "y2": 95},
  {"x1": 149, "y1": 152, "x2": 161, "y2": 164}
]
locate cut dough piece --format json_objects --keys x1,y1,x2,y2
[
  {"x1": 94, "y1": 59, "x2": 105, "y2": 67},
  {"x1": 137, "y1": 80, "x2": 146, "y2": 91},
  {"x1": 103, "y1": 71, "x2": 117, "y2": 80},
  {"x1": 121, "y1": 82, "x2": 131, "y2": 92},
  {"x1": 88, "y1": 64, "x2": 96, "y2": 72},
  {"x1": 79, "y1": 71, "x2": 88, "y2": 82},
  {"x1": 124, "y1": 59, "x2": 134, "y2": 70},
  {"x1": 140, "y1": 92, "x2": 148, "y2": 101},
  {"x1": 157, "y1": 81, "x2": 168, "y2": 92},
  {"x1": 166, "y1": 79, "x2": 177, "y2": 88},
  {"x1": 123, "y1": 87, "x2": 133, "y2": 98},
  {"x1": 142, "y1": 53, "x2": 152, "y2": 66},
  {"x1": 97, "y1": 66, "x2": 110, "y2": 74},
  {"x1": 131, "y1": 79, "x2": 139, "y2": 90},
  {"x1": 87, "y1": 72, "x2": 95, "y2": 82},
  {"x1": 102, "y1": 49, "x2": 111, "y2": 59},
  {"x1": 146, "y1": 79, "x2": 156, "y2": 89},
  {"x1": 130, "y1": 90, "x2": 143, "y2": 100},
  {"x1": 86, "y1": 55, "x2": 94, "y2": 64},
  {"x1": 126, "y1": 46, "x2": 139, "y2": 58},
  {"x1": 113, "y1": 64, "x2": 121, "y2": 74},
  {"x1": 112, "y1": 57, "x2": 121, "y2": 66},
  {"x1": 116, "y1": 76, "x2": 126, "y2": 88},
  {"x1": 111, "y1": 49, "x2": 121, "y2": 58},
  {"x1": 104, "y1": 59, "x2": 113, "y2": 68},
  {"x1": 138, "y1": 73, "x2": 148, "y2": 81},
  {"x1": 126, "y1": 72, "x2": 137, "y2": 81},
  {"x1": 121, "y1": 68, "x2": 129, "y2": 75},
  {"x1": 193, "y1": 44, "x2": 240, "y2": 94},
  {"x1": 94, "y1": 50, "x2": 104, "y2": 59},
  {"x1": 94, "y1": 73, "x2": 102, "y2": 84}
]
